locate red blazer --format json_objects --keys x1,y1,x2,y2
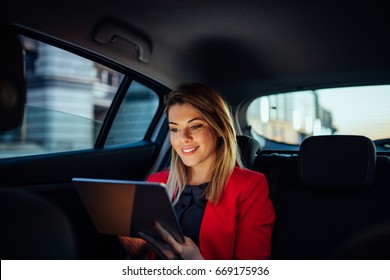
[{"x1": 147, "y1": 166, "x2": 275, "y2": 260}]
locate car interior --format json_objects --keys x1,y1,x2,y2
[{"x1": 1, "y1": 0, "x2": 390, "y2": 260}]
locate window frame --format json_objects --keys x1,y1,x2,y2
[{"x1": 0, "y1": 26, "x2": 170, "y2": 160}]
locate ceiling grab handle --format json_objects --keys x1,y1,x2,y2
[{"x1": 94, "y1": 21, "x2": 151, "y2": 63}]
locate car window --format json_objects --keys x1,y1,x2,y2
[
  {"x1": 105, "y1": 80, "x2": 159, "y2": 146},
  {"x1": 247, "y1": 85, "x2": 390, "y2": 150},
  {"x1": 0, "y1": 36, "x2": 158, "y2": 159}
]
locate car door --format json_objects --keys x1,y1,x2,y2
[{"x1": 0, "y1": 31, "x2": 170, "y2": 259}]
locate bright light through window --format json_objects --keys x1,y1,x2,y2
[{"x1": 247, "y1": 85, "x2": 390, "y2": 146}]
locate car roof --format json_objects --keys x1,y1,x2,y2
[{"x1": 2, "y1": 0, "x2": 390, "y2": 105}]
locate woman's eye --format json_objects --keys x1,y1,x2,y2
[
  {"x1": 191, "y1": 124, "x2": 203, "y2": 130},
  {"x1": 170, "y1": 127, "x2": 179, "y2": 133}
]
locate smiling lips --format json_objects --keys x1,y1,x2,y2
[{"x1": 181, "y1": 146, "x2": 199, "y2": 155}]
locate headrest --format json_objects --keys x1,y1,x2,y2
[
  {"x1": 300, "y1": 135, "x2": 376, "y2": 191},
  {"x1": 236, "y1": 135, "x2": 261, "y2": 169},
  {"x1": 0, "y1": 22, "x2": 26, "y2": 131}
]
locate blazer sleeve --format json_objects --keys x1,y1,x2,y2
[
  {"x1": 146, "y1": 171, "x2": 169, "y2": 183},
  {"x1": 234, "y1": 171, "x2": 275, "y2": 259}
]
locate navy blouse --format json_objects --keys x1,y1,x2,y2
[{"x1": 174, "y1": 183, "x2": 208, "y2": 246}]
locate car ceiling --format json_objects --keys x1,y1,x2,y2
[{"x1": 2, "y1": 0, "x2": 390, "y2": 105}]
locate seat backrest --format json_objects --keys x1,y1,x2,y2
[
  {"x1": 268, "y1": 135, "x2": 384, "y2": 259},
  {"x1": 328, "y1": 221, "x2": 390, "y2": 259},
  {"x1": 0, "y1": 189, "x2": 77, "y2": 259},
  {"x1": 372, "y1": 155, "x2": 390, "y2": 220},
  {"x1": 253, "y1": 152, "x2": 298, "y2": 202},
  {"x1": 327, "y1": 154, "x2": 390, "y2": 259}
]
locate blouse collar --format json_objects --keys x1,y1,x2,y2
[{"x1": 183, "y1": 182, "x2": 208, "y2": 207}]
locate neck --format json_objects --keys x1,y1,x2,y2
[{"x1": 187, "y1": 167, "x2": 212, "y2": 185}]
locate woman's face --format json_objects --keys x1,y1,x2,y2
[{"x1": 168, "y1": 102, "x2": 219, "y2": 174}]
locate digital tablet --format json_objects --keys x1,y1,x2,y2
[{"x1": 72, "y1": 177, "x2": 185, "y2": 244}]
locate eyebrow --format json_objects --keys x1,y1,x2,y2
[{"x1": 168, "y1": 117, "x2": 204, "y2": 125}]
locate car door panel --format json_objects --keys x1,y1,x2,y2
[{"x1": 0, "y1": 141, "x2": 158, "y2": 259}]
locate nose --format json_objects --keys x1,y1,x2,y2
[{"x1": 181, "y1": 128, "x2": 192, "y2": 142}]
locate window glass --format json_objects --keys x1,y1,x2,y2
[
  {"x1": 0, "y1": 35, "x2": 157, "y2": 159},
  {"x1": 105, "y1": 81, "x2": 159, "y2": 146},
  {"x1": 247, "y1": 85, "x2": 390, "y2": 148}
]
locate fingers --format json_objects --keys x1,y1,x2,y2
[
  {"x1": 152, "y1": 222, "x2": 203, "y2": 259},
  {"x1": 154, "y1": 222, "x2": 182, "y2": 252},
  {"x1": 117, "y1": 236, "x2": 148, "y2": 257},
  {"x1": 139, "y1": 222, "x2": 203, "y2": 260},
  {"x1": 138, "y1": 232, "x2": 179, "y2": 260}
]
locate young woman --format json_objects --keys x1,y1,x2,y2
[{"x1": 119, "y1": 83, "x2": 275, "y2": 260}]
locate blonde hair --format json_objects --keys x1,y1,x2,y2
[{"x1": 164, "y1": 83, "x2": 243, "y2": 204}]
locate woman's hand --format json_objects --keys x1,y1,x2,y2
[
  {"x1": 117, "y1": 236, "x2": 149, "y2": 259},
  {"x1": 139, "y1": 222, "x2": 204, "y2": 260}
]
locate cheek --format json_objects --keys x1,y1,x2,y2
[
  {"x1": 170, "y1": 135, "x2": 185, "y2": 160},
  {"x1": 170, "y1": 134, "x2": 180, "y2": 150},
  {"x1": 204, "y1": 131, "x2": 219, "y2": 147}
]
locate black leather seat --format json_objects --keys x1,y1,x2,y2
[
  {"x1": 236, "y1": 134, "x2": 261, "y2": 169},
  {"x1": 328, "y1": 221, "x2": 390, "y2": 259},
  {"x1": 0, "y1": 189, "x2": 77, "y2": 259},
  {"x1": 270, "y1": 135, "x2": 382, "y2": 259},
  {"x1": 300, "y1": 135, "x2": 376, "y2": 191}
]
